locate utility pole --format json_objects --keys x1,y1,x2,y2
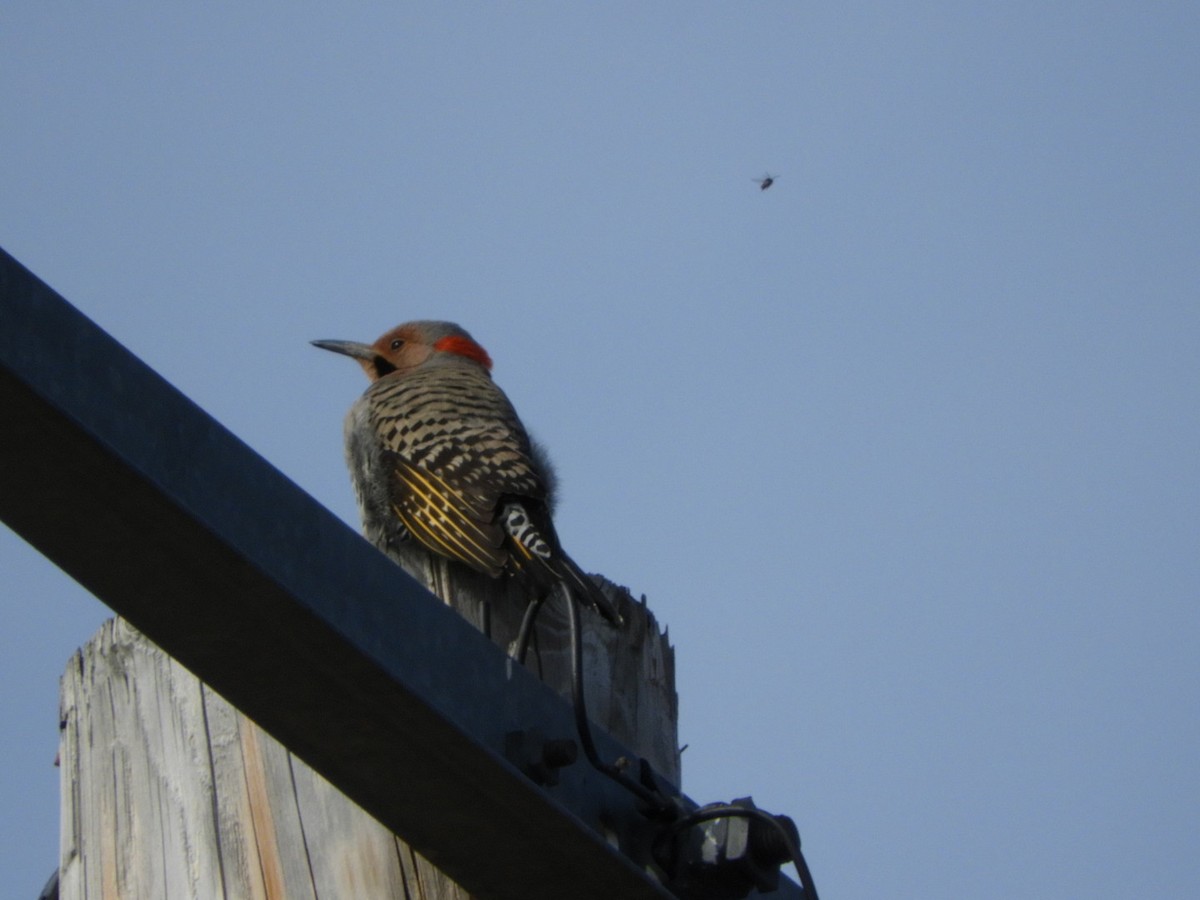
[{"x1": 1, "y1": 247, "x2": 811, "y2": 900}]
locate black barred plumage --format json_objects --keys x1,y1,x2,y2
[
  {"x1": 503, "y1": 502, "x2": 552, "y2": 559},
  {"x1": 312, "y1": 320, "x2": 621, "y2": 625}
]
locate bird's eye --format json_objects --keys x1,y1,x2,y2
[{"x1": 390, "y1": 339, "x2": 404, "y2": 351}]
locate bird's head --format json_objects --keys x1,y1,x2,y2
[{"x1": 312, "y1": 320, "x2": 493, "y2": 381}]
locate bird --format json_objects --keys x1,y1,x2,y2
[
  {"x1": 754, "y1": 174, "x2": 776, "y2": 190},
  {"x1": 312, "y1": 320, "x2": 621, "y2": 625}
]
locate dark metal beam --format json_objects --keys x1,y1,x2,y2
[{"x1": 0, "y1": 247, "x2": 802, "y2": 900}]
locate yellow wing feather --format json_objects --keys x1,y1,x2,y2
[{"x1": 392, "y1": 460, "x2": 505, "y2": 575}]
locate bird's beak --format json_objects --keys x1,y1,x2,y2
[{"x1": 310, "y1": 339, "x2": 377, "y2": 361}]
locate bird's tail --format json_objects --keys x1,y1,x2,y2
[
  {"x1": 554, "y1": 552, "x2": 623, "y2": 626},
  {"x1": 501, "y1": 500, "x2": 622, "y2": 625}
]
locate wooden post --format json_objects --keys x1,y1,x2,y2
[
  {"x1": 391, "y1": 544, "x2": 680, "y2": 780},
  {"x1": 58, "y1": 551, "x2": 678, "y2": 899}
]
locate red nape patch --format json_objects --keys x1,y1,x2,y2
[{"x1": 434, "y1": 335, "x2": 493, "y2": 370}]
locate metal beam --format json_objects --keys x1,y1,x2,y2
[{"x1": 0, "y1": 247, "x2": 802, "y2": 900}]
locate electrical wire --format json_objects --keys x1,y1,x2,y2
[
  {"x1": 560, "y1": 583, "x2": 819, "y2": 897},
  {"x1": 564, "y1": 585, "x2": 674, "y2": 814},
  {"x1": 514, "y1": 593, "x2": 546, "y2": 665}
]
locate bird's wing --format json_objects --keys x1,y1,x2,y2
[
  {"x1": 368, "y1": 366, "x2": 550, "y2": 578},
  {"x1": 389, "y1": 455, "x2": 508, "y2": 576}
]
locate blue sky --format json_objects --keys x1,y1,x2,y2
[{"x1": 3, "y1": 4, "x2": 1198, "y2": 897}]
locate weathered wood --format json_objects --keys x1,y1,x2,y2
[
  {"x1": 58, "y1": 549, "x2": 677, "y2": 899},
  {"x1": 59, "y1": 619, "x2": 223, "y2": 900},
  {"x1": 393, "y1": 545, "x2": 680, "y2": 782}
]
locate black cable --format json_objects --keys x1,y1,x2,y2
[
  {"x1": 564, "y1": 585, "x2": 673, "y2": 813},
  {"x1": 514, "y1": 594, "x2": 546, "y2": 665}
]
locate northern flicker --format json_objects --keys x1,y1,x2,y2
[{"x1": 312, "y1": 320, "x2": 621, "y2": 625}]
